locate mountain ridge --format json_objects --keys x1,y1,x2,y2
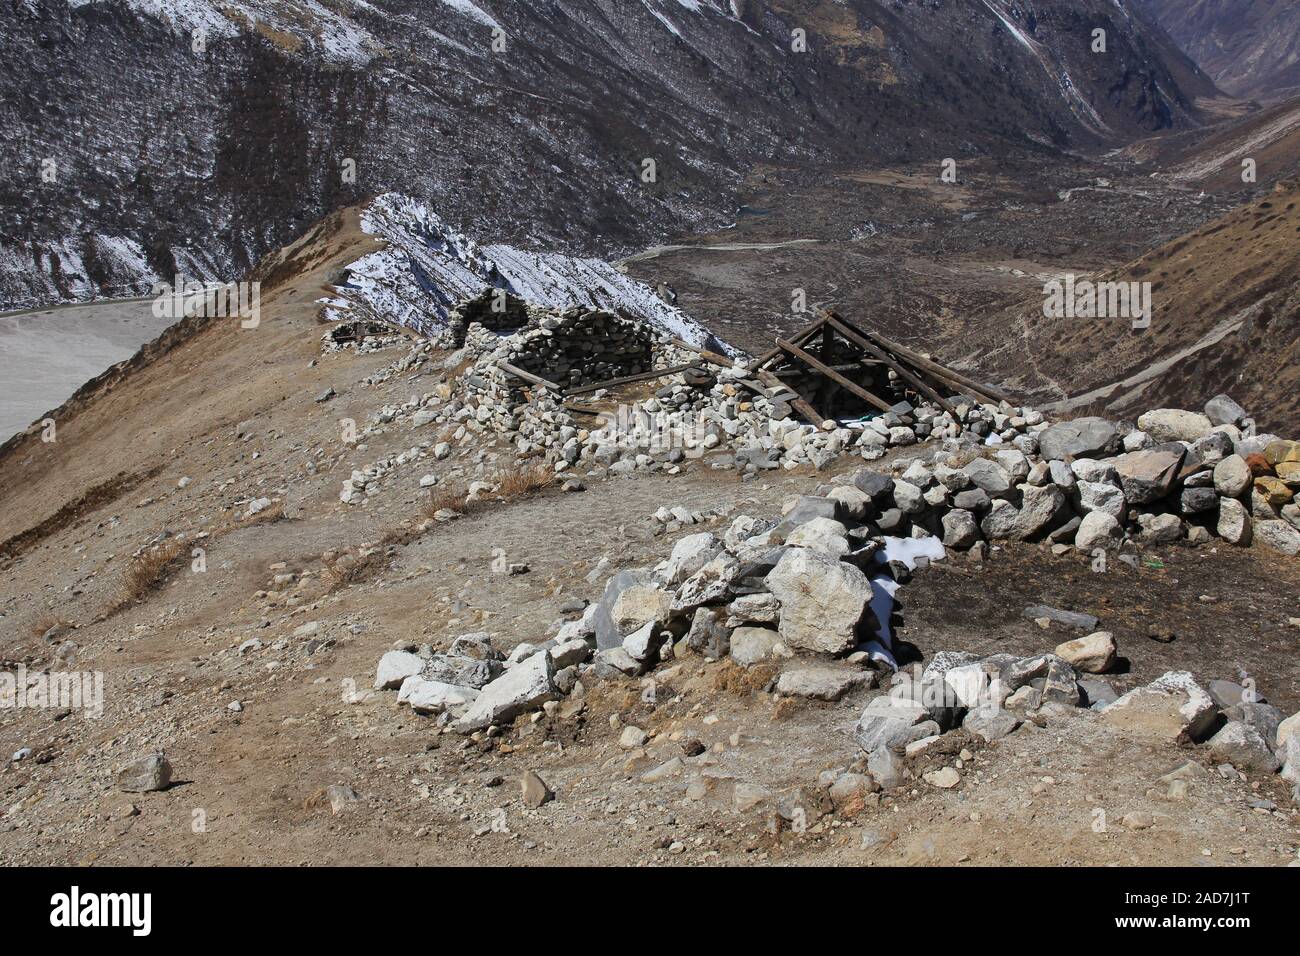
[{"x1": 1, "y1": 0, "x2": 1220, "y2": 310}]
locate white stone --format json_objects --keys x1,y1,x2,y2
[
  {"x1": 375, "y1": 650, "x2": 424, "y2": 690},
  {"x1": 765, "y1": 548, "x2": 874, "y2": 654}
]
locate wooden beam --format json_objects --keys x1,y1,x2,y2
[
  {"x1": 564, "y1": 362, "x2": 700, "y2": 396},
  {"x1": 776, "y1": 338, "x2": 892, "y2": 413},
  {"x1": 669, "y1": 337, "x2": 738, "y2": 368},
  {"x1": 822, "y1": 314, "x2": 958, "y2": 418},
  {"x1": 829, "y1": 313, "x2": 1012, "y2": 406},
  {"x1": 747, "y1": 315, "x2": 828, "y2": 373},
  {"x1": 755, "y1": 370, "x2": 829, "y2": 427},
  {"x1": 562, "y1": 402, "x2": 606, "y2": 416},
  {"x1": 497, "y1": 360, "x2": 562, "y2": 393}
]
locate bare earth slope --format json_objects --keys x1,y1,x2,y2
[{"x1": 988, "y1": 179, "x2": 1300, "y2": 431}]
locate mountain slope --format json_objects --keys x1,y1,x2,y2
[
  {"x1": 1132, "y1": 0, "x2": 1300, "y2": 102},
  {"x1": 1, "y1": 0, "x2": 1218, "y2": 310},
  {"x1": 987, "y1": 180, "x2": 1300, "y2": 430}
]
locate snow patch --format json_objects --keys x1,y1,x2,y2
[
  {"x1": 439, "y1": 0, "x2": 502, "y2": 30},
  {"x1": 322, "y1": 193, "x2": 739, "y2": 356}
]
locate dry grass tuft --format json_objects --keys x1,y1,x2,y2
[
  {"x1": 496, "y1": 463, "x2": 554, "y2": 500},
  {"x1": 320, "y1": 548, "x2": 385, "y2": 592},
  {"x1": 116, "y1": 539, "x2": 185, "y2": 608},
  {"x1": 31, "y1": 613, "x2": 73, "y2": 641},
  {"x1": 425, "y1": 484, "x2": 470, "y2": 517}
]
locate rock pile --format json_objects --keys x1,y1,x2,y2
[
  {"x1": 368, "y1": 474, "x2": 1300, "y2": 802},
  {"x1": 838, "y1": 400, "x2": 1299, "y2": 556}
]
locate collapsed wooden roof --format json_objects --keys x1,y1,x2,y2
[
  {"x1": 496, "y1": 307, "x2": 1009, "y2": 426},
  {"x1": 743, "y1": 310, "x2": 1011, "y2": 426}
]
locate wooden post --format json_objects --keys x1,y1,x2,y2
[
  {"x1": 777, "y1": 338, "x2": 893, "y2": 413},
  {"x1": 497, "y1": 360, "x2": 562, "y2": 393},
  {"x1": 747, "y1": 315, "x2": 828, "y2": 373},
  {"x1": 822, "y1": 314, "x2": 958, "y2": 418}
]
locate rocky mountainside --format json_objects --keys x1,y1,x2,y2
[
  {"x1": 984, "y1": 179, "x2": 1300, "y2": 431},
  {"x1": 1132, "y1": 0, "x2": 1300, "y2": 102},
  {"x1": 1, "y1": 0, "x2": 1218, "y2": 309}
]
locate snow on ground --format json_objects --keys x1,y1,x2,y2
[
  {"x1": 65, "y1": 0, "x2": 377, "y2": 64},
  {"x1": 439, "y1": 0, "x2": 501, "y2": 30},
  {"x1": 321, "y1": 193, "x2": 739, "y2": 354}
]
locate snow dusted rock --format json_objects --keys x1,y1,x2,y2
[
  {"x1": 398, "y1": 677, "x2": 479, "y2": 716},
  {"x1": 654, "y1": 532, "x2": 722, "y2": 586},
  {"x1": 1053, "y1": 631, "x2": 1116, "y2": 673},
  {"x1": 765, "y1": 548, "x2": 873, "y2": 654},
  {"x1": 454, "y1": 652, "x2": 556, "y2": 732},
  {"x1": 1137, "y1": 408, "x2": 1213, "y2": 443},
  {"x1": 1207, "y1": 721, "x2": 1281, "y2": 775},
  {"x1": 775, "y1": 666, "x2": 871, "y2": 702},
  {"x1": 1254, "y1": 520, "x2": 1300, "y2": 556},
  {"x1": 374, "y1": 651, "x2": 425, "y2": 690},
  {"x1": 1077, "y1": 480, "x2": 1127, "y2": 520},
  {"x1": 1074, "y1": 511, "x2": 1123, "y2": 550},
  {"x1": 1037, "y1": 417, "x2": 1117, "y2": 461},
  {"x1": 328, "y1": 194, "x2": 736, "y2": 349},
  {"x1": 785, "y1": 516, "x2": 851, "y2": 555},
  {"x1": 1218, "y1": 498, "x2": 1252, "y2": 545},
  {"x1": 854, "y1": 696, "x2": 931, "y2": 754},
  {"x1": 1102, "y1": 671, "x2": 1218, "y2": 744}
]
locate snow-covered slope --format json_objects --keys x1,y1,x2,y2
[{"x1": 321, "y1": 194, "x2": 737, "y2": 353}]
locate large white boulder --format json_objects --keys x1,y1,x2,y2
[
  {"x1": 765, "y1": 547, "x2": 873, "y2": 654},
  {"x1": 454, "y1": 652, "x2": 556, "y2": 732}
]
